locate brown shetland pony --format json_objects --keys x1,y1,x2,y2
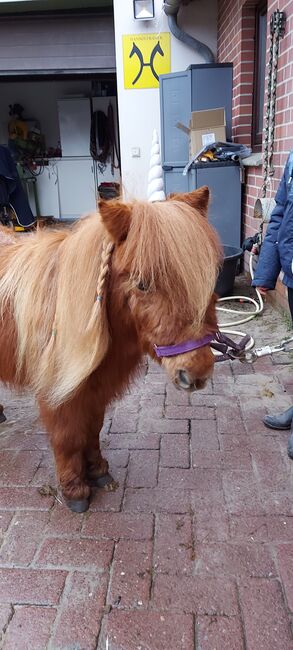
[{"x1": 0, "y1": 188, "x2": 221, "y2": 512}]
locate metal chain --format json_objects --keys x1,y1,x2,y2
[
  {"x1": 262, "y1": 10, "x2": 285, "y2": 198},
  {"x1": 262, "y1": 20, "x2": 274, "y2": 198},
  {"x1": 268, "y1": 12, "x2": 282, "y2": 178}
]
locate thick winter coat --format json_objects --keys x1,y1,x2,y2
[{"x1": 252, "y1": 150, "x2": 293, "y2": 290}]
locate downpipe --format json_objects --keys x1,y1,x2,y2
[{"x1": 162, "y1": 0, "x2": 215, "y2": 63}]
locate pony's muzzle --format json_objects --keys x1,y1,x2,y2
[{"x1": 175, "y1": 369, "x2": 207, "y2": 392}]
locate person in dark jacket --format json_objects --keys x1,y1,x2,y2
[
  {"x1": 252, "y1": 150, "x2": 293, "y2": 457},
  {"x1": 0, "y1": 145, "x2": 35, "y2": 228}
]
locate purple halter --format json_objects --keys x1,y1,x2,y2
[
  {"x1": 154, "y1": 334, "x2": 214, "y2": 358},
  {"x1": 154, "y1": 332, "x2": 251, "y2": 362}
]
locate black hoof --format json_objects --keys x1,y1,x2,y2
[
  {"x1": 88, "y1": 472, "x2": 114, "y2": 488},
  {"x1": 0, "y1": 412, "x2": 6, "y2": 424},
  {"x1": 65, "y1": 498, "x2": 89, "y2": 513}
]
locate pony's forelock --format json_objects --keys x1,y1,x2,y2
[{"x1": 120, "y1": 200, "x2": 221, "y2": 329}]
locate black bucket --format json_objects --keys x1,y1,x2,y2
[{"x1": 215, "y1": 245, "x2": 243, "y2": 297}]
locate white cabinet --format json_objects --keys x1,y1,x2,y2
[
  {"x1": 36, "y1": 162, "x2": 60, "y2": 219},
  {"x1": 24, "y1": 161, "x2": 59, "y2": 220},
  {"x1": 57, "y1": 157, "x2": 96, "y2": 219}
]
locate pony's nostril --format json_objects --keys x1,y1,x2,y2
[
  {"x1": 175, "y1": 370, "x2": 208, "y2": 392},
  {"x1": 177, "y1": 370, "x2": 191, "y2": 389}
]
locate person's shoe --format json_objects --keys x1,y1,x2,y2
[
  {"x1": 0, "y1": 404, "x2": 6, "y2": 424},
  {"x1": 263, "y1": 406, "x2": 293, "y2": 430},
  {"x1": 288, "y1": 421, "x2": 293, "y2": 459}
]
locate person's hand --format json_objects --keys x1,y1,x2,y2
[{"x1": 255, "y1": 286, "x2": 269, "y2": 298}]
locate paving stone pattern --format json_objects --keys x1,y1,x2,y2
[{"x1": 0, "y1": 301, "x2": 293, "y2": 648}]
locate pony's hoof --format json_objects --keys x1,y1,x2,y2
[
  {"x1": 65, "y1": 498, "x2": 89, "y2": 513},
  {"x1": 0, "y1": 412, "x2": 6, "y2": 424},
  {"x1": 89, "y1": 472, "x2": 114, "y2": 488}
]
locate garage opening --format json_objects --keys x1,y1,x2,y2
[
  {"x1": 0, "y1": 73, "x2": 120, "y2": 222},
  {"x1": 0, "y1": 10, "x2": 120, "y2": 223}
]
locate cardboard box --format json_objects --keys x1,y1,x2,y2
[{"x1": 177, "y1": 108, "x2": 226, "y2": 158}]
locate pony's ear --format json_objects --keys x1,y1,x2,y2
[
  {"x1": 99, "y1": 199, "x2": 132, "y2": 242},
  {"x1": 168, "y1": 186, "x2": 210, "y2": 214}
]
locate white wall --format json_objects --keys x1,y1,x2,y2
[{"x1": 113, "y1": 0, "x2": 218, "y2": 199}]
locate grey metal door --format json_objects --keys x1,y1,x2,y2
[
  {"x1": 197, "y1": 165, "x2": 241, "y2": 247},
  {"x1": 160, "y1": 71, "x2": 191, "y2": 166},
  {"x1": 0, "y1": 13, "x2": 115, "y2": 73},
  {"x1": 190, "y1": 65, "x2": 233, "y2": 140}
]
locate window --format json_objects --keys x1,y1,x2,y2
[{"x1": 252, "y1": 1, "x2": 267, "y2": 150}]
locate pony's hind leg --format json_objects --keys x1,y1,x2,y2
[
  {"x1": 39, "y1": 399, "x2": 91, "y2": 513},
  {"x1": 85, "y1": 409, "x2": 114, "y2": 488}
]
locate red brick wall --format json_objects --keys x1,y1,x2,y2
[{"x1": 218, "y1": 0, "x2": 293, "y2": 312}]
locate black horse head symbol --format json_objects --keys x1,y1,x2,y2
[{"x1": 129, "y1": 41, "x2": 164, "y2": 85}]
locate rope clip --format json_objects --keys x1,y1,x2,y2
[{"x1": 241, "y1": 335, "x2": 293, "y2": 364}]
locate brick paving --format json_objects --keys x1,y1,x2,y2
[{"x1": 0, "y1": 303, "x2": 293, "y2": 648}]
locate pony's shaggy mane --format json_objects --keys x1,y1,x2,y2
[
  {"x1": 0, "y1": 217, "x2": 107, "y2": 406},
  {"x1": 120, "y1": 200, "x2": 221, "y2": 327}
]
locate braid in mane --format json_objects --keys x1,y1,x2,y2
[
  {"x1": 40, "y1": 229, "x2": 115, "y2": 406},
  {"x1": 86, "y1": 236, "x2": 114, "y2": 331}
]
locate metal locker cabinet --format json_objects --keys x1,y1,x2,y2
[
  {"x1": 196, "y1": 162, "x2": 241, "y2": 247},
  {"x1": 159, "y1": 64, "x2": 233, "y2": 166}
]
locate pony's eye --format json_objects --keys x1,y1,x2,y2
[{"x1": 136, "y1": 280, "x2": 149, "y2": 292}]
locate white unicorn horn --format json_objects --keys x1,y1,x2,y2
[{"x1": 148, "y1": 128, "x2": 166, "y2": 202}]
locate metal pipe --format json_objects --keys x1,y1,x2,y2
[{"x1": 162, "y1": 0, "x2": 215, "y2": 63}]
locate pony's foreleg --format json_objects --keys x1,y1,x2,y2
[
  {"x1": 84, "y1": 410, "x2": 114, "y2": 488},
  {"x1": 39, "y1": 400, "x2": 91, "y2": 513}
]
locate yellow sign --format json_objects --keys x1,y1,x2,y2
[{"x1": 123, "y1": 33, "x2": 171, "y2": 89}]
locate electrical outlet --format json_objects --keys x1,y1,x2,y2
[{"x1": 131, "y1": 147, "x2": 141, "y2": 158}]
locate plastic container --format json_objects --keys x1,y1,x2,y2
[
  {"x1": 215, "y1": 245, "x2": 243, "y2": 297},
  {"x1": 98, "y1": 182, "x2": 120, "y2": 200}
]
